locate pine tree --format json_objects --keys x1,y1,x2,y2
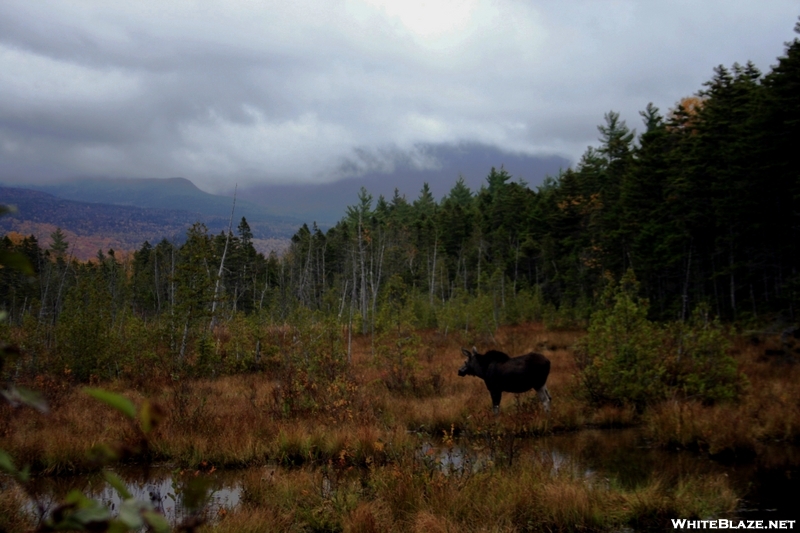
[{"x1": 49, "y1": 228, "x2": 69, "y2": 261}]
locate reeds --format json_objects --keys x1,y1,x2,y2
[{"x1": 203, "y1": 443, "x2": 737, "y2": 533}]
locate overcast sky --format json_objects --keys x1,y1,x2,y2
[{"x1": 1, "y1": 1, "x2": 797, "y2": 193}]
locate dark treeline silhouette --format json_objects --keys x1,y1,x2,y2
[{"x1": 1, "y1": 20, "x2": 799, "y2": 382}]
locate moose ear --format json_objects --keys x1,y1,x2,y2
[
  {"x1": 472, "y1": 346, "x2": 479, "y2": 355},
  {"x1": 461, "y1": 348, "x2": 471, "y2": 358}
]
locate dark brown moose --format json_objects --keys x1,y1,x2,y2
[{"x1": 458, "y1": 346, "x2": 551, "y2": 414}]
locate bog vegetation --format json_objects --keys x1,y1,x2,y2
[{"x1": 1, "y1": 18, "x2": 799, "y2": 533}]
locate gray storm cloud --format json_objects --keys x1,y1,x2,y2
[{"x1": 0, "y1": 0, "x2": 797, "y2": 192}]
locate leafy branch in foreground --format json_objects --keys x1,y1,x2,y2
[{"x1": 1, "y1": 379, "x2": 171, "y2": 531}]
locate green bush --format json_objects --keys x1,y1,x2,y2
[
  {"x1": 664, "y1": 306, "x2": 745, "y2": 403},
  {"x1": 375, "y1": 275, "x2": 423, "y2": 393},
  {"x1": 577, "y1": 271, "x2": 745, "y2": 409},
  {"x1": 268, "y1": 308, "x2": 351, "y2": 417}
]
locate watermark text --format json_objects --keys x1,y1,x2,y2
[{"x1": 673, "y1": 520, "x2": 795, "y2": 530}]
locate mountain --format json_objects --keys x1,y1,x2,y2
[
  {"x1": 21, "y1": 176, "x2": 294, "y2": 227},
  {"x1": 0, "y1": 186, "x2": 297, "y2": 260},
  {"x1": 1, "y1": 144, "x2": 570, "y2": 257},
  {"x1": 237, "y1": 144, "x2": 570, "y2": 224},
  {"x1": 7, "y1": 145, "x2": 570, "y2": 228}
]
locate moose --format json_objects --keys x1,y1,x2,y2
[{"x1": 457, "y1": 347, "x2": 551, "y2": 414}]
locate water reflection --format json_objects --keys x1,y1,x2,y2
[
  {"x1": 418, "y1": 442, "x2": 480, "y2": 473},
  {"x1": 419, "y1": 428, "x2": 800, "y2": 521},
  {"x1": 16, "y1": 429, "x2": 800, "y2": 525},
  {"x1": 23, "y1": 466, "x2": 241, "y2": 527},
  {"x1": 545, "y1": 429, "x2": 799, "y2": 520}
]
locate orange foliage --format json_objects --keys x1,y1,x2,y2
[
  {"x1": 677, "y1": 95, "x2": 704, "y2": 116},
  {"x1": 2, "y1": 231, "x2": 27, "y2": 245},
  {"x1": 668, "y1": 96, "x2": 705, "y2": 131},
  {"x1": 3, "y1": 221, "x2": 135, "y2": 262}
]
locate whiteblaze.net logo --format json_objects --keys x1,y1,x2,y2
[{"x1": 672, "y1": 519, "x2": 796, "y2": 530}]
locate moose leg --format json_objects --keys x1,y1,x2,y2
[
  {"x1": 536, "y1": 386, "x2": 551, "y2": 413},
  {"x1": 490, "y1": 389, "x2": 503, "y2": 415}
]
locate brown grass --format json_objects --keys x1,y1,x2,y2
[
  {"x1": 344, "y1": 501, "x2": 392, "y2": 533},
  {"x1": 202, "y1": 441, "x2": 737, "y2": 533},
  {"x1": 5, "y1": 322, "x2": 796, "y2": 530},
  {"x1": 0, "y1": 484, "x2": 35, "y2": 532},
  {"x1": 4, "y1": 323, "x2": 796, "y2": 470},
  {"x1": 644, "y1": 335, "x2": 800, "y2": 456},
  {"x1": 3, "y1": 322, "x2": 798, "y2": 472}
]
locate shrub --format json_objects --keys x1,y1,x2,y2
[
  {"x1": 268, "y1": 308, "x2": 352, "y2": 418},
  {"x1": 576, "y1": 271, "x2": 666, "y2": 408},
  {"x1": 577, "y1": 271, "x2": 745, "y2": 409},
  {"x1": 375, "y1": 276, "x2": 423, "y2": 394},
  {"x1": 664, "y1": 306, "x2": 745, "y2": 403}
]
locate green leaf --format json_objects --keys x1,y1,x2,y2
[
  {"x1": 143, "y1": 510, "x2": 171, "y2": 533},
  {"x1": 0, "y1": 250, "x2": 34, "y2": 276},
  {"x1": 63, "y1": 489, "x2": 94, "y2": 507},
  {"x1": 83, "y1": 388, "x2": 136, "y2": 419},
  {"x1": 107, "y1": 520, "x2": 131, "y2": 533},
  {"x1": 15, "y1": 386, "x2": 49, "y2": 413},
  {"x1": 0, "y1": 449, "x2": 17, "y2": 475},
  {"x1": 118, "y1": 499, "x2": 145, "y2": 529},
  {"x1": 104, "y1": 471, "x2": 133, "y2": 500},
  {"x1": 71, "y1": 503, "x2": 113, "y2": 524},
  {"x1": 18, "y1": 465, "x2": 30, "y2": 483}
]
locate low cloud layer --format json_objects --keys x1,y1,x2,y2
[{"x1": 1, "y1": 1, "x2": 797, "y2": 192}]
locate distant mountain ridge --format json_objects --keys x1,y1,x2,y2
[
  {"x1": 236, "y1": 144, "x2": 570, "y2": 224},
  {"x1": 4, "y1": 143, "x2": 569, "y2": 227},
  {"x1": 1, "y1": 144, "x2": 570, "y2": 258},
  {"x1": 31, "y1": 176, "x2": 207, "y2": 209},
  {"x1": 20, "y1": 176, "x2": 294, "y2": 226},
  {"x1": 0, "y1": 184, "x2": 298, "y2": 260}
]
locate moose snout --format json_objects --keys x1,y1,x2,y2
[{"x1": 458, "y1": 365, "x2": 467, "y2": 377}]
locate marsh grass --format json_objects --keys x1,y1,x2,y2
[
  {"x1": 203, "y1": 441, "x2": 738, "y2": 533},
  {"x1": 644, "y1": 336, "x2": 800, "y2": 456},
  {"x1": 2, "y1": 322, "x2": 796, "y2": 530},
  {"x1": 5, "y1": 323, "x2": 796, "y2": 469},
  {"x1": 0, "y1": 483, "x2": 34, "y2": 532}
]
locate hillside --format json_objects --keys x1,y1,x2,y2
[
  {"x1": 12, "y1": 148, "x2": 570, "y2": 227},
  {"x1": 21, "y1": 177, "x2": 296, "y2": 226},
  {"x1": 238, "y1": 146, "x2": 570, "y2": 224},
  {"x1": 0, "y1": 186, "x2": 295, "y2": 260}
]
